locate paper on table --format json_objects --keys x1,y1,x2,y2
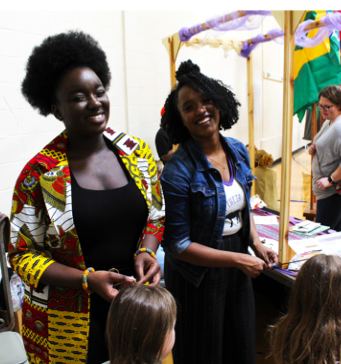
[
  {"x1": 313, "y1": 232, "x2": 341, "y2": 254},
  {"x1": 253, "y1": 215, "x2": 278, "y2": 225},
  {"x1": 288, "y1": 238, "x2": 322, "y2": 254},
  {"x1": 248, "y1": 238, "x2": 278, "y2": 255}
]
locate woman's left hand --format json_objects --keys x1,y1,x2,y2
[
  {"x1": 316, "y1": 177, "x2": 331, "y2": 190},
  {"x1": 134, "y1": 253, "x2": 162, "y2": 286},
  {"x1": 252, "y1": 243, "x2": 278, "y2": 269}
]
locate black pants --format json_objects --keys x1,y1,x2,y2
[
  {"x1": 165, "y1": 234, "x2": 255, "y2": 364},
  {"x1": 316, "y1": 193, "x2": 341, "y2": 231}
]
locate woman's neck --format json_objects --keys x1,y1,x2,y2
[
  {"x1": 66, "y1": 133, "x2": 108, "y2": 159},
  {"x1": 193, "y1": 133, "x2": 223, "y2": 157},
  {"x1": 330, "y1": 113, "x2": 341, "y2": 124}
]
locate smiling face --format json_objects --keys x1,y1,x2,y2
[
  {"x1": 52, "y1": 67, "x2": 110, "y2": 138},
  {"x1": 319, "y1": 95, "x2": 341, "y2": 123},
  {"x1": 177, "y1": 85, "x2": 220, "y2": 142}
]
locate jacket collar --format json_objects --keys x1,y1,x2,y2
[
  {"x1": 183, "y1": 134, "x2": 245, "y2": 172},
  {"x1": 103, "y1": 127, "x2": 139, "y2": 155},
  {"x1": 36, "y1": 128, "x2": 140, "y2": 173},
  {"x1": 37, "y1": 128, "x2": 146, "y2": 220}
]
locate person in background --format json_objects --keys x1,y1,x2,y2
[
  {"x1": 156, "y1": 160, "x2": 164, "y2": 177},
  {"x1": 268, "y1": 254, "x2": 341, "y2": 364},
  {"x1": 246, "y1": 144, "x2": 258, "y2": 167},
  {"x1": 9, "y1": 31, "x2": 165, "y2": 364},
  {"x1": 155, "y1": 107, "x2": 173, "y2": 164},
  {"x1": 245, "y1": 144, "x2": 258, "y2": 153},
  {"x1": 254, "y1": 149, "x2": 280, "y2": 211},
  {"x1": 106, "y1": 285, "x2": 176, "y2": 364},
  {"x1": 161, "y1": 60, "x2": 278, "y2": 364},
  {"x1": 309, "y1": 85, "x2": 341, "y2": 231}
]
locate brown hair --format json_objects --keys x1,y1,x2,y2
[
  {"x1": 255, "y1": 149, "x2": 274, "y2": 168},
  {"x1": 268, "y1": 254, "x2": 341, "y2": 364},
  {"x1": 106, "y1": 285, "x2": 177, "y2": 364},
  {"x1": 318, "y1": 85, "x2": 341, "y2": 110}
]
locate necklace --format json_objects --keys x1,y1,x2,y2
[{"x1": 207, "y1": 156, "x2": 227, "y2": 170}]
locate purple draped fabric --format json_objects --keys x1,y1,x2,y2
[
  {"x1": 240, "y1": 28, "x2": 284, "y2": 58},
  {"x1": 295, "y1": 12, "x2": 341, "y2": 48}
]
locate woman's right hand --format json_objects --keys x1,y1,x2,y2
[
  {"x1": 87, "y1": 271, "x2": 136, "y2": 302},
  {"x1": 308, "y1": 143, "x2": 316, "y2": 156},
  {"x1": 236, "y1": 254, "x2": 268, "y2": 278}
]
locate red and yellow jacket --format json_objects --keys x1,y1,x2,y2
[{"x1": 8, "y1": 128, "x2": 165, "y2": 364}]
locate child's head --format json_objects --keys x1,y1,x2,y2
[
  {"x1": 268, "y1": 254, "x2": 341, "y2": 364},
  {"x1": 155, "y1": 160, "x2": 164, "y2": 177},
  {"x1": 106, "y1": 285, "x2": 177, "y2": 364},
  {"x1": 255, "y1": 149, "x2": 274, "y2": 168}
]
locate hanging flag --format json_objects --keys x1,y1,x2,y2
[{"x1": 294, "y1": 10, "x2": 341, "y2": 122}]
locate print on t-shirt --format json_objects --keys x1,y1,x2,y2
[
  {"x1": 223, "y1": 184, "x2": 246, "y2": 236},
  {"x1": 226, "y1": 210, "x2": 240, "y2": 227}
]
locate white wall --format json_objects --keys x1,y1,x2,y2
[
  {"x1": 0, "y1": 10, "x2": 306, "y2": 218},
  {"x1": 261, "y1": 15, "x2": 306, "y2": 159}
]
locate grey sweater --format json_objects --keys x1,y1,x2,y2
[{"x1": 312, "y1": 114, "x2": 341, "y2": 199}]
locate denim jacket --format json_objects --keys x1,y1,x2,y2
[{"x1": 161, "y1": 134, "x2": 255, "y2": 287}]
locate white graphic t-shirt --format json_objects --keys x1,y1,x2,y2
[{"x1": 222, "y1": 161, "x2": 246, "y2": 236}]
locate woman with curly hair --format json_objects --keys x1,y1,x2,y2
[
  {"x1": 254, "y1": 149, "x2": 279, "y2": 211},
  {"x1": 9, "y1": 31, "x2": 165, "y2": 364},
  {"x1": 160, "y1": 60, "x2": 278, "y2": 364},
  {"x1": 268, "y1": 254, "x2": 341, "y2": 364}
]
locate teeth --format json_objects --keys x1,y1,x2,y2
[
  {"x1": 198, "y1": 117, "x2": 210, "y2": 125},
  {"x1": 90, "y1": 114, "x2": 103, "y2": 120}
]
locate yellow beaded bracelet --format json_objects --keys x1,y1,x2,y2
[
  {"x1": 134, "y1": 247, "x2": 157, "y2": 260},
  {"x1": 82, "y1": 267, "x2": 95, "y2": 294}
]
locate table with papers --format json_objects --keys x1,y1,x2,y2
[{"x1": 251, "y1": 207, "x2": 341, "y2": 288}]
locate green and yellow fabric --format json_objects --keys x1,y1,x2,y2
[{"x1": 294, "y1": 10, "x2": 341, "y2": 121}]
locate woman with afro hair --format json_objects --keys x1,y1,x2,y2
[
  {"x1": 160, "y1": 60, "x2": 278, "y2": 364},
  {"x1": 9, "y1": 31, "x2": 165, "y2": 364}
]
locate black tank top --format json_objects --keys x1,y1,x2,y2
[{"x1": 71, "y1": 164, "x2": 148, "y2": 364}]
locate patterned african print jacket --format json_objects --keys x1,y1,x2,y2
[{"x1": 8, "y1": 128, "x2": 165, "y2": 364}]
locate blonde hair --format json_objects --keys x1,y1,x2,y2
[
  {"x1": 106, "y1": 285, "x2": 177, "y2": 364},
  {"x1": 268, "y1": 254, "x2": 341, "y2": 364},
  {"x1": 155, "y1": 160, "x2": 164, "y2": 176},
  {"x1": 255, "y1": 149, "x2": 274, "y2": 168}
]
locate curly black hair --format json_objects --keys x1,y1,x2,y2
[
  {"x1": 161, "y1": 60, "x2": 241, "y2": 144},
  {"x1": 21, "y1": 30, "x2": 111, "y2": 116}
]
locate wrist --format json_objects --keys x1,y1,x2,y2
[
  {"x1": 251, "y1": 236, "x2": 261, "y2": 247},
  {"x1": 328, "y1": 175, "x2": 336, "y2": 186},
  {"x1": 232, "y1": 252, "x2": 249, "y2": 269},
  {"x1": 134, "y1": 247, "x2": 157, "y2": 260},
  {"x1": 82, "y1": 267, "x2": 95, "y2": 294}
]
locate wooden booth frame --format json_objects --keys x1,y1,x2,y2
[{"x1": 161, "y1": 10, "x2": 311, "y2": 264}]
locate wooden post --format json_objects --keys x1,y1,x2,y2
[
  {"x1": 247, "y1": 54, "x2": 256, "y2": 196},
  {"x1": 168, "y1": 36, "x2": 176, "y2": 89},
  {"x1": 310, "y1": 103, "x2": 317, "y2": 210},
  {"x1": 162, "y1": 33, "x2": 183, "y2": 151},
  {"x1": 278, "y1": 11, "x2": 295, "y2": 264},
  {"x1": 162, "y1": 33, "x2": 182, "y2": 89}
]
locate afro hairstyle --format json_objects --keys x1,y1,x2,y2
[
  {"x1": 161, "y1": 60, "x2": 241, "y2": 144},
  {"x1": 21, "y1": 30, "x2": 111, "y2": 116}
]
